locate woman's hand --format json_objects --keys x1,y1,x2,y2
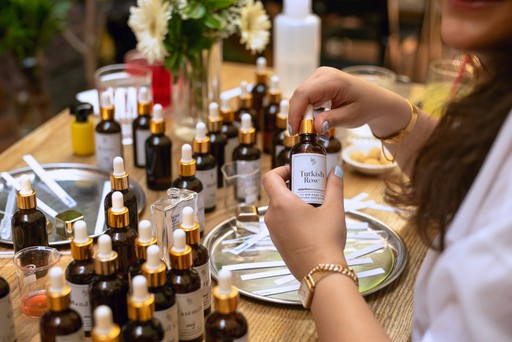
[{"x1": 263, "y1": 165, "x2": 348, "y2": 280}]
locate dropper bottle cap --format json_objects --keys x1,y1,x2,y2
[
  {"x1": 135, "y1": 220, "x2": 157, "y2": 260},
  {"x1": 220, "y1": 94, "x2": 235, "y2": 123},
  {"x1": 100, "y1": 91, "x2": 115, "y2": 120},
  {"x1": 150, "y1": 104, "x2": 165, "y2": 134},
  {"x1": 127, "y1": 275, "x2": 155, "y2": 322},
  {"x1": 107, "y1": 191, "x2": 129, "y2": 228},
  {"x1": 268, "y1": 75, "x2": 282, "y2": 103},
  {"x1": 137, "y1": 87, "x2": 152, "y2": 116},
  {"x1": 92, "y1": 305, "x2": 121, "y2": 342},
  {"x1": 283, "y1": 120, "x2": 300, "y2": 148},
  {"x1": 110, "y1": 156, "x2": 129, "y2": 191},
  {"x1": 178, "y1": 144, "x2": 196, "y2": 177},
  {"x1": 194, "y1": 121, "x2": 211, "y2": 153},
  {"x1": 47, "y1": 266, "x2": 72, "y2": 312},
  {"x1": 283, "y1": 0, "x2": 312, "y2": 19},
  {"x1": 70, "y1": 102, "x2": 94, "y2": 123},
  {"x1": 213, "y1": 269, "x2": 239, "y2": 314},
  {"x1": 94, "y1": 234, "x2": 119, "y2": 275},
  {"x1": 178, "y1": 206, "x2": 200, "y2": 245},
  {"x1": 207, "y1": 102, "x2": 223, "y2": 133},
  {"x1": 299, "y1": 105, "x2": 316, "y2": 134},
  {"x1": 238, "y1": 113, "x2": 256, "y2": 144},
  {"x1": 71, "y1": 220, "x2": 93, "y2": 260},
  {"x1": 169, "y1": 229, "x2": 192, "y2": 270},
  {"x1": 16, "y1": 174, "x2": 37, "y2": 209},
  {"x1": 276, "y1": 99, "x2": 289, "y2": 129},
  {"x1": 142, "y1": 244, "x2": 167, "y2": 288},
  {"x1": 239, "y1": 81, "x2": 253, "y2": 108},
  {"x1": 255, "y1": 57, "x2": 268, "y2": 83}
]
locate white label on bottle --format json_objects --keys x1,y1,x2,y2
[
  {"x1": 175, "y1": 289, "x2": 204, "y2": 340},
  {"x1": 67, "y1": 282, "x2": 92, "y2": 332},
  {"x1": 326, "y1": 151, "x2": 341, "y2": 175},
  {"x1": 55, "y1": 328, "x2": 85, "y2": 342},
  {"x1": 291, "y1": 154, "x2": 326, "y2": 205},
  {"x1": 197, "y1": 191, "x2": 206, "y2": 235},
  {"x1": 236, "y1": 159, "x2": 261, "y2": 202},
  {"x1": 235, "y1": 334, "x2": 249, "y2": 342},
  {"x1": 0, "y1": 295, "x2": 15, "y2": 342},
  {"x1": 95, "y1": 132, "x2": 123, "y2": 170},
  {"x1": 225, "y1": 137, "x2": 238, "y2": 164},
  {"x1": 154, "y1": 303, "x2": 179, "y2": 342},
  {"x1": 135, "y1": 128, "x2": 151, "y2": 166},
  {"x1": 193, "y1": 262, "x2": 211, "y2": 311},
  {"x1": 196, "y1": 168, "x2": 217, "y2": 210}
]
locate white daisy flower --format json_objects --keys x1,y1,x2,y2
[
  {"x1": 128, "y1": 0, "x2": 172, "y2": 64},
  {"x1": 239, "y1": 0, "x2": 271, "y2": 54}
]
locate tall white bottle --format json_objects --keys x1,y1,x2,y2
[{"x1": 274, "y1": 0, "x2": 321, "y2": 98}]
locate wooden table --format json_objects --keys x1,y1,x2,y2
[{"x1": 0, "y1": 62, "x2": 427, "y2": 341}]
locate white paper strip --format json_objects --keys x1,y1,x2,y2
[
  {"x1": 345, "y1": 242, "x2": 385, "y2": 260},
  {"x1": 253, "y1": 283, "x2": 300, "y2": 296},
  {"x1": 347, "y1": 232, "x2": 382, "y2": 240},
  {"x1": 222, "y1": 261, "x2": 286, "y2": 271},
  {"x1": 241, "y1": 269, "x2": 290, "y2": 281},
  {"x1": 94, "y1": 181, "x2": 111, "y2": 234},
  {"x1": 346, "y1": 221, "x2": 370, "y2": 230},
  {"x1": 227, "y1": 228, "x2": 269, "y2": 255},
  {"x1": 274, "y1": 275, "x2": 297, "y2": 285},
  {"x1": 356, "y1": 268, "x2": 386, "y2": 278}
]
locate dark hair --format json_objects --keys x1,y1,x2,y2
[{"x1": 386, "y1": 52, "x2": 512, "y2": 250}]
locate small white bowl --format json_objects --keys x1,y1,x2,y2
[{"x1": 342, "y1": 142, "x2": 398, "y2": 176}]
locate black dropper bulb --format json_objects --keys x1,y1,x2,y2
[{"x1": 70, "y1": 102, "x2": 94, "y2": 123}]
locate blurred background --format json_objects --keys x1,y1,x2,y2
[{"x1": 0, "y1": 0, "x2": 458, "y2": 152}]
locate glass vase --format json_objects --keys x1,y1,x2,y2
[{"x1": 172, "y1": 40, "x2": 222, "y2": 142}]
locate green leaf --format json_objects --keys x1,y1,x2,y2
[
  {"x1": 204, "y1": 13, "x2": 222, "y2": 30},
  {"x1": 183, "y1": 2, "x2": 206, "y2": 19},
  {"x1": 204, "y1": 0, "x2": 237, "y2": 9}
]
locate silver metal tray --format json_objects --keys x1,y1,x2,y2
[
  {"x1": 204, "y1": 208, "x2": 407, "y2": 305},
  {"x1": 0, "y1": 163, "x2": 145, "y2": 246}
]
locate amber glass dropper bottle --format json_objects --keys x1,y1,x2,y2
[
  {"x1": 142, "y1": 245, "x2": 178, "y2": 342},
  {"x1": 40, "y1": 266, "x2": 84, "y2": 341},
  {"x1": 95, "y1": 91, "x2": 123, "y2": 170},
  {"x1": 179, "y1": 206, "x2": 211, "y2": 316},
  {"x1": 206, "y1": 102, "x2": 226, "y2": 189},
  {"x1": 220, "y1": 94, "x2": 238, "y2": 164},
  {"x1": 145, "y1": 104, "x2": 173, "y2": 190},
  {"x1": 234, "y1": 81, "x2": 258, "y2": 130},
  {"x1": 106, "y1": 191, "x2": 137, "y2": 279},
  {"x1": 89, "y1": 235, "x2": 129, "y2": 327},
  {"x1": 277, "y1": 128, "x2": 299, "y2": 168},
  {"x1": 320, "y1": 128, "x2": 342, "y2": 174},
  {"x1": 11, "y1": 174, "x2": 48, "y2": 252},
  {"x1": 132, "y1": 86, "x2": 152, "y2": 168},
  {"x1": 194, "y1": 121, "x2": 218, "y2": 212},
  {"x1": 271, "y1": 99, "x2": 289, "y2": 168},
  {"x1": 122, "y1": 275, "x2": 164, "y2": 341},
  {"x1": 205, "y1": 269, "x2": 248, "y2": 341},
  {"x1": 104, "y1": 156, "x2": 139, "y2": 233},
  {"x1": 263, "y1": 75, "x2": 282, "y2": 154},
  {"x1": 251, "y1": 56, "x2": 269, "y2": 130},
  {"x1": 65, "y1": 220, "x2": 95, "y2": 336},
  {"x1": 129, "y1": 219, "x2": 157, "y2": 282},
  {"x1": 168, "y1": 229, "x2": 204, "y2": 342},
  {"x1": 92, "y1": 305, "x2": 121, "y2": 342},
  {"x1": 290, "y1": 105, "x2": 327, "y2": 207},
  {"x1": 0, "y1": 274, "x2": 16, "y2": 342}
]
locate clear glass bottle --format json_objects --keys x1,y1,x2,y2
[
  {"x1": 234, "y1": 81, "x2": 258, "y2": 131},
  {"x1": 277, "y1": 130, "x2": 299, "y2": 168},
  {"x1": 104, "y1": 156, "x2": 139, "y2": 233},
  {"x1": 89, "y1": 235, "x2": 129, "y2": 327},
  {"x1": 179, "y1": 207, "x2": 211, "y2": 316},
  {"x1": 129, "y1": 220, "x2": 158, "y2": 283},
  {"x1": 145, "y1": 104, "x2": 173, "y2": 190},
  {"x1": 11, "y1": 174, "x2": 48, "y2": 253},
  {"x1": 271, "y1": 99, "x2": 289, "y2": 168},
  {"x1": 320, "y1": 128, "x2": 342, "y2": 174},
  {"x1": 92, "y1": 305, "x2": 121, "y2": 342},
  {"x1": 40, "y1": 267, "x2": 85, "y2": 341},
  {"x1": 95, "y1": 92, "x2": 123, "y2": 171},
  {"x1": 195, "y1": 120, "x2": 218, "y2": 212},
  {"x1": 65, "y1": 220, "x2": 95, "y2": 336},
  {"x1": 263, "y1": 75, "x2": 282, "y2": 154},
  {"x1": 142, "y1": 245, "x2": 178, "y2": 342},
  {"x1": 220, "y1": 95, "x2": 238, "y2": 165},
  {"x1": 205, "y1": 269, "x2": 248, "y2": 341},
  {"x1": 251, "y1": 57, "x2": 269, "y2": 131},
  {"x1": 132, "y1": 87, "x2": 152, "y2": 168},
  {"x1": 290, "y1": 105, "x2": 326, "y2": 207},
  {"x1": 172, "y1": 144, "x2": 205, "y2": 236},
  {"x1": 167, "y1": 229, "x2": 204, "y2": 342},
  {"x1": 0, "y1": 275, "x2": 15, "y2": 342},
  {"x1": 122, "y1": 276, "x2": 164, "y2": 341},
  {"x1": 106, "y1": 191, "x2": 138, "y2": 279}
]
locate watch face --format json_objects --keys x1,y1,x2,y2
[{"x1": 298, "y1": 278, "x2": 311, "y2": 308}]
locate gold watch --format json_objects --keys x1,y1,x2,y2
[{"x1": 298, "y1": 263, "x2": 359, "y2": 309}]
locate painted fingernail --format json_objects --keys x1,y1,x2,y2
[
  {"x1": 288, "y1": 123, "x2": 294, "y2": 135},
  {"x1": 321, "y1": 121, "x2": 329, "y2": 134},
  {"x1": 334, "y1": 165, "x2": 343, "y2": 179}
]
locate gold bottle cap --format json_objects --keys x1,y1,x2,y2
[
  {"x1": 220, "y1": 96, "x2": 235, "y2": 123},
  {"x1": 16, "y1": 175, "x2": 37, "y2": 210},
  {"x1": 255, "y1": 57, "x2": 268, "y2": 85},
  {"x1": 128, "y1": 276, "x2": 156, "y2": 322},
  {"x1": 283, "y1": 131, "x2": 299, "y2": 148},
  {"x1": 47, "y1": 267, "x2": 71, "y2": 312},
  {"x1": 238, "y1": 114, "x2": 256, "y2": 144},
  {"x1": 137, "y1": 87, "x2": 152, "y2": 116},
  {"x1": 299, "y1": 105, "x2": 316, "y2": 135},
  {"x1": 110, "y1": 156, "x2": 129, "y2": 190},
  {"x1": 328, "y1": 127, "x2": 336, "y2": 137},
  {"x1": 267, "y1": 75, "x2": 282, "y2": 104},
  {"x1": 179, "y1": 206, "x2": 200, "y2": 245},
  {"x1": 239, "y1": 81, "x2": 253, "y2": 108},
  {"x1": 135, "y1": 220, "x2": 157, "y2": 260},
  {"x1": 92, "y1": 306, "x2": 121, "y2": 342},
  {"x1": 213, "y1": 269, "x2": 239, "y2": 314},
  {"x1": 141, "y1": 245, "x2": 167, "y2": 288},
  {"x1": 179, "y1": 144, "x2": 196, "y2": 177},
  {"x1": 71, "y1": 220, "x2": 94, "y2": 260},
  {"x1": 207, "y1": 102, "x2": 223, "y2": 133},
  {"x1": 276, "y1": 113, "x2": 288, "y2": 130},
  {"x1": 150, "y1": 104, "x2": 165, "y2": 134},
  {"x1": 194, "y1": 122, "x2": 211, "y2": 154},
  {"x1": 94, "y1": 235, "x2": 119, "y2": 276},
  {"x1": 107, "y1": 192, "x2": 129, "y2": 228},
  {"x1": 169, "y1": 229, "x2": 193, "y2": 270},
  {"x1": 100, "y1": 92, "x2": 115, "y2": 121}
]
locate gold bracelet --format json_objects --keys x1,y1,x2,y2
[{"x1": 372, "y1": 99, "x2": 418, "y2": 162}]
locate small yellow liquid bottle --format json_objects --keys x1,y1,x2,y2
[{"x1": 70, "y1": 102, "x2": 95, "y2": 156}]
